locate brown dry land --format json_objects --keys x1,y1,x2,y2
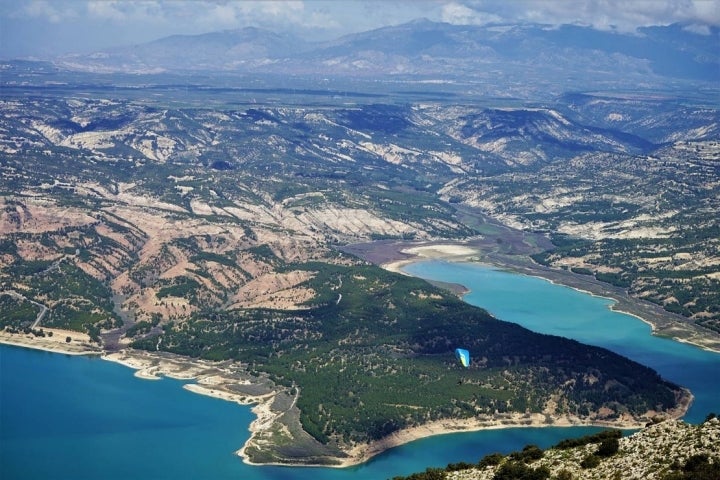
[{"x1": 0, "y1": 328, "x2": 102, "y2": 355}]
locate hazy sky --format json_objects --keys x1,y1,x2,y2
[{"x1": 2, "y1": 0, "x2": 719, "y2": 59}]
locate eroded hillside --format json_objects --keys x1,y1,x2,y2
[
  {"x1": 0, "y1": 82, "x2": 716, "y2": 463},
  {"x1": 1, "y1": 95, "x2": 479, "y2": 338},
  {"x1": 2, "y1": 84, "x2": 718, "y2": 341}
]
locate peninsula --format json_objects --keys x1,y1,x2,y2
[{"x1": 0, "y1": 244, "x2": 695, "y2": 466}]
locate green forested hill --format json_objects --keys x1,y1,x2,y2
[{"x1": 133, "y1": 260, "x2": 683, "y2": 448}]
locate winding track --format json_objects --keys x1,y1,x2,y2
[{"x1": 1, "y1": 290, "x2": 49, "y2": 329}]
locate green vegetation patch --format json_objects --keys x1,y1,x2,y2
[
  {"x1": 2, "y1": 258, "x2": 120, "y2": 334},
  {"x1": 0, "y1": 294, "x2": 41, "y2": 328},
  {"x1": 156, "y1": 277, "x2": 201, "y2": 300},
  {"x1": 133, "y1": 261, "x2": 683, "y2": 446}
]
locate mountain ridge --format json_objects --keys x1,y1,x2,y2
[{"x1": 50, "y1": 20, "x2": 719, "y2": 88}]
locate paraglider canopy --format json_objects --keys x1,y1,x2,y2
[{"x1": 455, "y1": 348, "x2": 470, "y2": 368}]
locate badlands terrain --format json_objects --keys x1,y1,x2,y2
[{"x1": 1, "y1": 64, "x2": 718, "y2": 463}]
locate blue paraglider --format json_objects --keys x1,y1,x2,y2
[{"x1": 455, "y1": 348, "x2": 470, "y2": 368}]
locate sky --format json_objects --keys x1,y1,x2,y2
[{"x1": 1, "y1": 0, "x2": 719, "y2": 59}]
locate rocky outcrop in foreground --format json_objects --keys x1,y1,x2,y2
[{"x1": 397, "y1": 417, "x2": 720, "y2": 480}]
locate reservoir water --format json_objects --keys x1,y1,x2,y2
[
  {"x1": 403, "y1": 261, "x2": 720, "y2": 423},
  {"x1": 2, "y1": 261, "x2": 718, "y2": 479}
]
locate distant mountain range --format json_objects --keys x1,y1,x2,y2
[{"x1": 54, "y1": 20, "x2": 719, "y2": 89}]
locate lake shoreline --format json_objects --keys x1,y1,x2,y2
[
  {"x1": 1, "y1": 240, "x2": 711, "y2": 470},
  {"x1": 239, "y1": 413, "x2": 676, "y2": 469},
  {"x1": 325, "y1": 393, "x2": 694, "y2": 468},
  {"x1": 0, "y1": 338, "x2": 694, "y2": 472},
  {"x1": 0, "y1": 328, "x2": 103, "y2": 356},
  {"x1": 3, "y1": 336, "x2": 693, "y2": 470},
  {"x1": 367, "y1": 240, "x2": 720, "y2": 354}
]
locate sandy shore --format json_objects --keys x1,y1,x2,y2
[
  {"x1": 337, "y1": 415, "x2": 599, "y2": 467},
  {"x1": 233, "y1": 410, "x2": 672, "y2": 469},
  {"x1": 102, "y1": 350, "x2": 229, "y2": 381},
  {"x1": 185, "y1": 382, "x2": 280, "y2": 463},
  {"x1": 101, "y1": 348, "x2": 284, "y2": 466},
  {"x1": 0, "y1": 328, "x2": 102, "y2": 355},
  {"x1": 382, "y1": 244, "x2": 480, "y2": 274},
  {"x1": 329, "y1": 381, "x2": 694, "y2": 468}
]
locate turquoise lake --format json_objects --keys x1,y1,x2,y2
[
  {"x1": 2, "y1": 261, "x2": 718, "y2": 479},
  {"x1": 403, "y1": 261, "x2": 720, "y2": 423}
]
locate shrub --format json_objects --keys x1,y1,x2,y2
[
  {"x1": 580, "y1": 454, "x2": 601, "y2": 469},
  {"x1": 556, "y1": 469, "x2": 573, "y2": 480},
  {"x1": 478, "y1": 453, "x2": 505, "y2": 468},
  {"x1": 493, "y1": 461, "x2": 550, "y2": 480},
  {"x1": 596, "y1": 437, "x2": 620, "y2": 457}
]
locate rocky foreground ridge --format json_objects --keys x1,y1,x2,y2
[{"x1": 395, "y1": 417, "x2": 720, "y2": 480}]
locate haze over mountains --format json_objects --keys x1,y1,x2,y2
[{"x1": 55, "y1": 20, "x2": 719, "y2": 90}]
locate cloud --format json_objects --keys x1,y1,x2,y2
[
  {"x1": 87, "y1": 1, "x2": 131, "y2": 21},
  {"x1": 683, "y1": 23, "x2": 712, "y2": 34},
  {"x1": 91, "y1": 1, "x2": 309, "y2": 27},
  {"x1": 8, "y1": 0, "x2": 720, "y2": 33},
  {"x1": 447, "y1": 0, "x2": 720, "y2": 31},
  {"x1": 3, "y1": 0, "x2": 717, "y2": 59},
  {"x1": 441, "y1": 2, "x2": 501, "y2": 25},
  {"x1": 685, "y1": 0, "x2": 720, "y2": 25},
  {"x1": 20, "y1": 0, "x2": 79, "y2": 23},
  {"x1": 8, "y1": 1, "x2": 311, "y2": 28}
]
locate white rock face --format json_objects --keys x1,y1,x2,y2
[{"x1": 448, "y1": 419, "x2": 720, "y2": 480}]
